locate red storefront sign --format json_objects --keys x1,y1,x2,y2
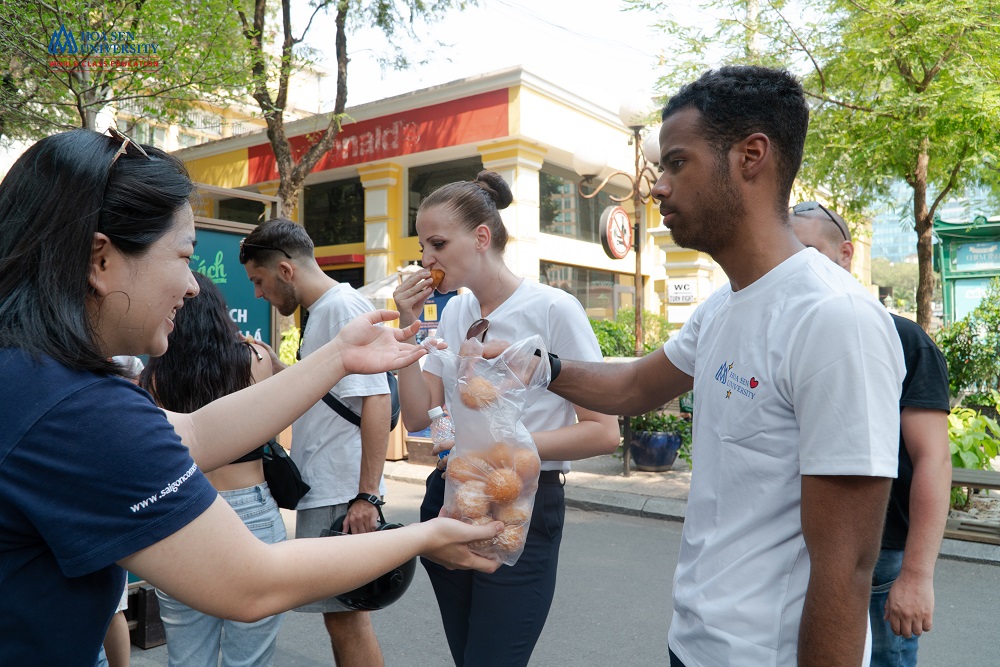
[{"x1": 248, "y1": 89, "x2": 509, "y2": 185}]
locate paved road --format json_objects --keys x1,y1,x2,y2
[{"x1": 131, "y1": 477, "x2": 1000, "y2": 666}]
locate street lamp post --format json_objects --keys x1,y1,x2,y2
[
  {"x1": 572, "y1": 102, "x2": 659, "y2": 358},
  {"x1": 573, "y1": 99, "x2": 659, "y2": 476}
]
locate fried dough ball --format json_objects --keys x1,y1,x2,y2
[
  {"x1": 452, "y1": 480, "x2": 491, "y2": 519},
  {"x1": 494, "y1": 500, "x2": 531, "y2": 526},
  {"x1": 511, "y1": 448, "x2": 541, "y2": 482},
  {"x1": 485, "y1": 467, "x2": 522, "y2": 504},
  {"x1": 493, "y1": 523, "x2": 528, "y2": 555},
  {"x1": 430, "y1": 268, "x2": 445, "y2": 289},
  {"x1": 467, "y1": 516, "x2": 498, "y2": 551},
  {"x1": 485, "y1": 442, "x2": 515, "y2": 469},
  {"x1": 460, "y1": 376, "x2": 500, "y2": 409},
  {"x1": 445, "y1": 455, "x2": 486, "y2": 484}
]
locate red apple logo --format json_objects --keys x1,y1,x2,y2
[{"x1": 749, "y1": 377, "x2": 759, "y2": 388}]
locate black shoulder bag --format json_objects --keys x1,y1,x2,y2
[
  {"x1": 321, "y1": 371, "x2": 401, "y2": 430},
  {"x1": 261, "y1": 439, "x2": 311, "y2": 509}
]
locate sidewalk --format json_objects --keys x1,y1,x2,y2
[{"x1": 383, "y1": 454, "x2": 1000, "y2": 566}]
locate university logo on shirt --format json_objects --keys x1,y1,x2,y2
[{"x1": 715, "y1": 360, "x2": 760, "y2": 400}]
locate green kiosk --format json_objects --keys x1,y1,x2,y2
[{"x1": 934, "y1": 214, "x2": 1000, "y2": 324}]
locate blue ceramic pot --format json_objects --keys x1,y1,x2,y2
[{"x1": 629, "y1": 431, "x2": 682, "y2": 472}]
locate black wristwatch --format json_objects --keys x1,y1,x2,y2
[
  {"x1": 348, "y1": 493, "x2": 384, "y2": 508},
  {"x1": 533, "y1": 349, "x2": 561, "y2": 384},
  {"x1": 548, "y1": 352, "x2": 561, "y2": 383}
]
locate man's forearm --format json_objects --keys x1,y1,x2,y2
[
  {"x1": 799, "y1": 566, "x2": 873, "y2": 665},
  {"x1": 900, "y1": 459, "x2": 951, "y2": 580},
  {"x1": 358, "y1": 394, "x2": 391, "y2": 495},
  {"x1": 550, "y1": 352, "x2": 692, "y2": 417}
]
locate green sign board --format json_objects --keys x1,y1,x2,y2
[
  {"x1": 190, "y1": 228, "x2": 272, "y2": 345},
  {"x1": 954, "y1": 241, "x2": 1000, "y2": 272}
]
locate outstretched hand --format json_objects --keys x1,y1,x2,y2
[
  {"x1": 335, "y1": 311, "x2": 426, "y2": 375},
  {"x1": 419, "y1": 517, "x2": 503, "y2": 573}
]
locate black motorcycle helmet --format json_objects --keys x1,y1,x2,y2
[{"x1": 322, "y1": 512, "x2": 417, "y2": 611}]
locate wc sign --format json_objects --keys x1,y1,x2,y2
[{"x1": 668, "y1": 279, "x2": 696, "y2": 304}]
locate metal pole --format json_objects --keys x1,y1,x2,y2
[{"x1": 633, "y1": 127, "x2": 644, "y2": 359}]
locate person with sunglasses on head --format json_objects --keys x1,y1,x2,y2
[
  {"x1": 527, "y1": 67, "x2": 906, "y2": 666},
  {"x1": 790, "y1": 203, "x2": 951, "y2": 667},
  {"x1": 138, "y1": 272, "x2": 287, "y2": 667},
  {"x1": 392, "y1": 170, "x2": 621, "y2": 667},
  {"x1": 0, "y1": 129, "x2": 504, "y2": 666},
  {"x1": 239, "y1": 217, "x2": 394, "y2": 667}
]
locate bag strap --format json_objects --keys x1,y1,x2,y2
[
  {"x1": 321, "y1": 392, "x2": 362, "y2": 427},
  {"x1": 320, "y1": 372, "x2": 400, "y2": 430}
]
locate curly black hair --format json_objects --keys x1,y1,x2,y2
[{"x1": 662, "y1": 66, "x2": 809, "y2": 207}]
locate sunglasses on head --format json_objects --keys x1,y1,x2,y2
[
  {"x1": 239, "y1": 238, "x2": 293, "y2": 264},
  {"x1": 465, "y1": 318, "x2": 489, "y2": 342},
  {"x1": 106, "y1": 126, "x2": 151, "y2": 167},
  {"x1": 792, "y1": 201, "x2": 850, "y2": 242}
]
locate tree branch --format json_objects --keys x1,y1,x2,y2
[
  {"x1": 765, "y1": 0, "x2": 826, "y2": 92},
  {"x1": 928, "y1": 150, "x2": 969, "y2": 221}
]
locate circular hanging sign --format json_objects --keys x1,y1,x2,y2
[{"x1": 600, "y1": 205, "x2": 633, "y2": 260}]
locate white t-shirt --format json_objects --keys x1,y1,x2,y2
[
  {"x1": 292, "y1": 283, "x2": 389, "y2": 508},
  {"x1": 663, "y1": 249, "x2": 904, "y2": 667},
  {"x1": 422, "y1": 279, "x2": 602, "y2": 473}
]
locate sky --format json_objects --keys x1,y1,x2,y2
[{"x1": 297, "y1": 0, "x2": 673, "y2": 116}]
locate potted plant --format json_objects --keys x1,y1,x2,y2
[{"x1": 628, "y1": 410, "x2": 692, "y2": 472}]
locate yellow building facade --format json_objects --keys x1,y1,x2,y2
[{"x1": 176, "y1": 67, "x2": 733, "y2": 325}]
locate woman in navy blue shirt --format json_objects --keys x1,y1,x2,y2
[{"x1": 0, "y1": 129, "x2": 502, "y2": 665}]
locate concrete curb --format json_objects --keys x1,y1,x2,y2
[{"x1": 384, "y1": 461, "x2": 1000, "y2": 565}]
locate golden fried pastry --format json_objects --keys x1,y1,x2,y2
[
  {"x1": 493, "y1": 523, "x2": 528, "y2": 554},
  {"x1": 460, "y1": 376, "x2": 500, "y2": 409},
  {"x1": 511, "y1": 448, "x2": 541, "y2": 482},
  {"x1": 494, "y1": 500, "x2": 531, "y2": 526},
  {"x1": 485, "y1": 468, "x2": 522, "y2": 504},
  {"x1": 430, "y1": 268, "x2": 445, "y2": 290},
  {"x1": 485, "y1": 442, "x2": 515, "y2": 469},
  {"x1": 445, "y1": 455, "x2": 486, "y2": 484},
  {"x1": 452, "y1": 480, "x2": 491, "y2": 519}
]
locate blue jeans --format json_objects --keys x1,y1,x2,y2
[
  {"x1": 156, "y1": 484, "x2": 286, "y2": 667},
  {"x1": 869, "y1": 547, "x2": 918, "y2": 667}
]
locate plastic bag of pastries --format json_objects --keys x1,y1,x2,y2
[{"x1": 421, "y1": 334, "x2": 550, "y2": 566}]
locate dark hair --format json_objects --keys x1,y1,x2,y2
[
  {"x1": 0, "y1": 129, "x2": 195, "y2": 374},
  {"x1": 239, "y1": 217, "x2": 315, "y2": 266},
  {"x1": 418, "y1": 170, "x2": 513, "y2": 253},
  {"x1": 662, "y1": 66, "x2": 809, "y2": 209},
  {"x1": 140, "y1": 272, "x2": 254, "y2": 411}
]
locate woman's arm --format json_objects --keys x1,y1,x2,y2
[
  {"x1": 168, "y1": 312, "x2": 426, "y2": 472},
  {"x1": 119, "y1": 497, "x2": 502, "y2": 621},
  {"x1": 531, "y1": 405, "x2": 621, "y2": 461}
]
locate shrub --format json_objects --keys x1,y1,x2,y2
[
  {"x1": 936, "y1": 277, "x2": 1000, "y2": 397},
  {"x1": 947, "y1": 404, "x2": 1000, "y2": 508}
]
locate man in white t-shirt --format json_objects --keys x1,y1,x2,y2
[
  {"x1": 241, "y1": 218, "x2": 391, "y2": 667},
  {"x1": 544, "y1": 66, "x2": 904, "y2": 667}
]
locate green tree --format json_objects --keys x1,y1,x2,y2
[
  {"x1": 871, "y1": 257, "x2": 918, "y2": 311},
  {"x1": 0, "y1": 0, "x2": 248, "y2": 140},
  {"x1": 236, "y1": 0, "x2": 470, "y2": 216},
  {"x1": 627, "y1": 0, "x2": 1000, "y2": 331}
]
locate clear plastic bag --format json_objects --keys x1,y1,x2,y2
[{"x1": 422, "y1": 334, "x2": 550, "y2": 565}]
